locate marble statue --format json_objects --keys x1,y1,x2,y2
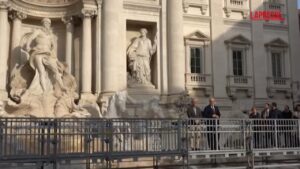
[
  {"x1": 127, "y1": 28, "x2": 157, "y2": 86},
  {"x1": 4, "y1": 18, "x2": 91, "y2": 118}
]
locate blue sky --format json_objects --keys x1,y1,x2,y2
[{"x1": 298, "y1": 0, "x2": 300, "y2": 8}]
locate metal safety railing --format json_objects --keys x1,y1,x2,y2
[
  {"x1": 0, "y1": 118, "x2": 188, "y2": 169},
  {"x1": 0, "y1": 118, "x2": 300, "y2": 169}
]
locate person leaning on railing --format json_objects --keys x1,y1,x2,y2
[{"x1": 203, "y1": 97, "x2": 221, "y2": 150}]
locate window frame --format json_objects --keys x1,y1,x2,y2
[
  {"x1": 190, "y1": 46, "x2": 204, "y2": 74},
  {"x1": 271, "y1": 51, "x2": 284, "y2": 78},
  {"x1": 232, "y1": 48, "x2": 246, "y2": 76}
]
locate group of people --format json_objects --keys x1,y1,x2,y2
[
  {"x1": 187, "y1": 98, "x2": 221, "y2": 150},
  {"x1": 249, "y1": 102, "x2": 300, "y2": 120},
  {"x1": 186, "y1": 98, "x2": 300, "y2": 150},
  {"x1": 249, "y1": 103, "x2": 300, "y2": 148}
]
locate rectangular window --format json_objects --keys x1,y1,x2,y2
[
  {"x1": 190, "y1": 47, "x2": 203, "y2": 74},
  {"x1": 232, "y1": 50, "x2": 244, "y2": 76},
  {"x1": 271, "y1": 52, "x2": 282, "y2": 77}
]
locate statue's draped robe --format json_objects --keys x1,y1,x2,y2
[{"x1": 127, "y1": 38, "x2": 153, "y2": 85}]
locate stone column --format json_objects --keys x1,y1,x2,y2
[
  {"x1": 95, "y1": 0, "x2": 102, "y2": 95},
  {"x1": 167, "y1": 0, "x2": 185, "y2": 94},
  {"x1": 62, "y1": 16, "x2": 74, "y2": 74},
  {"x1": 101, "y1": 0, "x2": 122, "y2": 93},
  {"x1": 251, "y1": 0, "x2": 267, "y2": 99},
  {"x1": 0, "y1": 1, "x2": 10, "y2": 99},
  {"x1": 286, "y1": 0, "x2": 300, "y2": 104},
  {"x1": 81, "y1": 9, "x2": 96, "y2": 95},
  {"x1": 10, "y1": 11, "x2": 26, "y2": 70}
]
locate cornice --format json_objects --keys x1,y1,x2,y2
[
  {"x1": 9, "y1": 0, "x2": 83, "y2": 19},
  {"x1": 20, "y1": 0, "x2": 80, "y2": 8},
  {"x1": 183, "y1": 14, "x2": 211, "y2": 23},
  {"x1": 263, "y1": 23, "x2": 288, "y2": 31},
  {"x1": 124, "y1": 1, "x2": 161, "y2": 13},
  {"x1": 223, "y1": 18, "x2": 251, "y2": 28}
]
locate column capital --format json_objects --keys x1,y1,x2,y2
[
  {"x1": 62, "y1": 16, "x2": 74, "y2": 24},
  {"x1": 81, "y1": 8, "x2": 97, "y2": 18},
  {"x1": 0, "y1": 1, "x2": 10, "y2": 10},
  {"x1": 9, "y1": 10, "x2": 27, "y2": 21}
]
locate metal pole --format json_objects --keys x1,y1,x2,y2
[
  {"x1": 85, "y1": 119, "x2": 91, "y2": 169},
  {"x1": 52, "y1": 119, "x2": 58, "y2": 169},
  {"x1": 40, "y1": 120, "x2": 45, "y2": 169},
  {"x1": 246, "y1": 120, "x2": 254, "y2": 169}
]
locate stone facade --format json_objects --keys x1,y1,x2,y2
[{"x1": 0, "y1": 0, "x2": 299, "y2": 118}]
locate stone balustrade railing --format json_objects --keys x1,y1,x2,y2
[
  {"x1": 227, "y1": 75, "x2": 253, "y2": 87},
  {"x1": 267, "y1": 77, "x2": 291, "y2": 89},
  {"x1": 185, "y1": 73, "x2": 212, "y2": 87}
]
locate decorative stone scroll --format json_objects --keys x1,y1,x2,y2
[{"x1": 9, "y1": 10, "x2": 27, "y2": 20}]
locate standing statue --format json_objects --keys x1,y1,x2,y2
[
  {"x1": 5, "y1": 18, "x2": 90, "y2": 118},
  {"x1": 127, "y1": 28, "x2": 157, "y2": 86}
]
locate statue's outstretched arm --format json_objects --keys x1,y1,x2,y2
[{"x1": 150, "y1": 34, "x2": 157, "y2": 56}]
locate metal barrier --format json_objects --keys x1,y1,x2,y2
[
  {"x1": 0, "y1": 118, "x2": 300, "y2": 169},
  {"x1": 0, "y1": 118, "x2": 188, "y2": 169}
]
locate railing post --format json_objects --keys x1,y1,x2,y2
[
  {"x1": 275, "y1": 120, "x2": 278, "y2": 148},
  {"x1": 40, "y1": 120, "x2": 45, "y2": 169},
  {"x1": 84, "y1": 119, "x2": 91, "y2": 169},
  {"x1": 246, "y1": 119, "x2": 254, "y2": 169},
  {"x1": 298, "y1": 119, "x2": 300, "y2": 148},
  {"x1": 215, "y1": 118, "x2": 219, "y2": 151},
  {"x1": 145, "y1": 120, "x2": 149, "y2": 152},
  {"x1": 0, "y1": 118, "x2": 3, "y2": 158},
  {"x1": 178, "y1": 118, "x2": 182, "y2": 151},
  {"x1": 52, "y1": 119, "x2": 58, "y2": 169},
  {"x1": 105, "y1": 119, "x2": 113, "y2": 169},
  {"x1": 182, "y1": 118, "x2": 189, "y2": 169}
]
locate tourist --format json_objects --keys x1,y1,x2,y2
[
  {"x1": 249, "y1": 106, "x2": 260, "y2": 148},
  {"x1": 281, "y1": 105, "x2": 293, "y2": 119},
  {"x1": 293, "y1": 104, "x2": 300, "y2": 147},
  {"x1": 186, "y1": 98, "x2": 202, "y2": 122},
  {"x1": 269, "y1": 102, "x2": 281, "y2": 147},
  {"x1": 260, "y1": 103, "x2": 270, "y2": 148},
  {"x1": 203, "y1": 97, "x2": 221, "y2": 150},
  {"x1": 186, "y1": 98, "x2": 202, "y2": 150},
  {"x1": 293, "y1": 104, "x2": 300, "y2": 119},
  {"x1": 261, "y1": 103, "x2": 270, "y2": 119},
  {"x1": 280, "y1": 105, "x2": 293, "y2": 148},
  {"x1": 269, "y1": 102, "x2": 281, "y2": 119}
]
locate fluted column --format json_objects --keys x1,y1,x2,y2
[
  {"x1": 167, "y1": 0, "x2": 185, "y2": 94},
  {"x1": 10, "y1": 11, "x2": 26, "y2": 70},
  {"x1": 62, "y1": 16, "x2": 74, "y2": 74},
  {"x1": 101, "y1": 0, "x2": 122, "y2": 93},
  {"x1": 0, "y1": 1, "x2": 10, "y2": 99},
  {"x1": 81, "y1": 9, "x2": 96, "y2": 94}
]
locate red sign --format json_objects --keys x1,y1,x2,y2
[{"x1": 250, "y1": 10, "x2": 285, "y2": 21}]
